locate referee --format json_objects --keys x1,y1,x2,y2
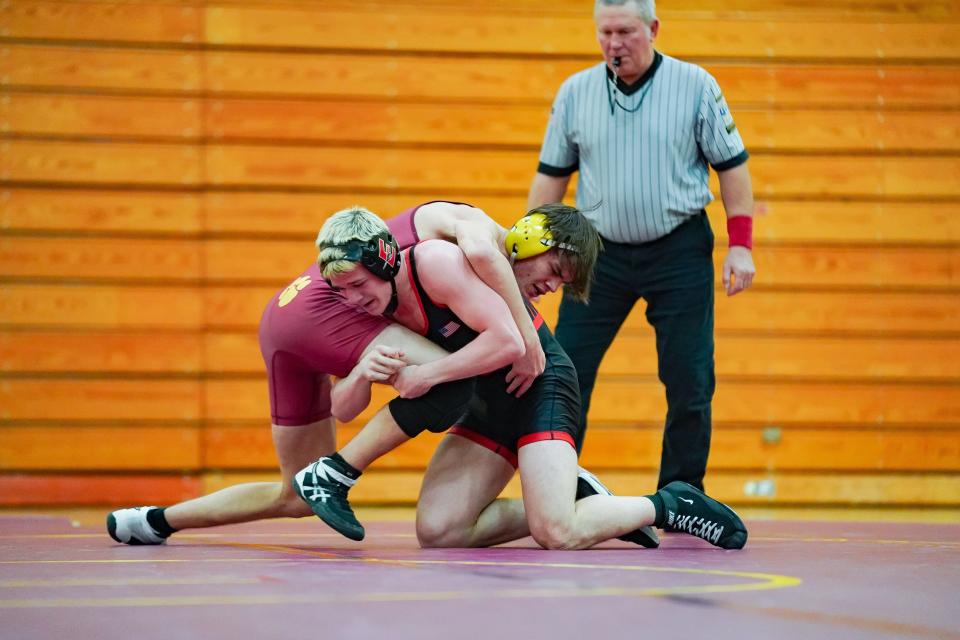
[{"x1": 527, "y1": 0, "x2": 757, "y2": 492}]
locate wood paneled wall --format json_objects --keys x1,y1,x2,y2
[{"x1": 2, "y1": 0, "x2": 959, "y2": 508}]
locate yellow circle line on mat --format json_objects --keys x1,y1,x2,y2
[
  {"x1": 0, "y1": 573, "x2": 800, "y2": 610},
  {"x1": 0, "y1": 540, "x2": 800, "y2": 608}
]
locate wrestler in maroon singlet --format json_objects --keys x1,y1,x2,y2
[{"x1": 258, "y1": 202, "x2": 452, "y2": 426}]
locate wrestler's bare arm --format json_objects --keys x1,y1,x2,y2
[
  {"x1": 416, "y1": 203, "x2": 545, "y2": 396},
  {"x1": 330, "y1": 324, "x2": 449, "y2": 422},
  {"x1": 392, "y1": 241, "x2": 523, "y2": 398}
]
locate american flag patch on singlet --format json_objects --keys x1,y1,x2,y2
[{"x1": 438, "y1": 320, "x2": 461, "y2": 337}]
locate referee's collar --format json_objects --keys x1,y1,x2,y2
[{"x1": 605, "y1": 51, "x2": 662, "y2": 96}]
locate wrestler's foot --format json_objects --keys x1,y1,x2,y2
[
  {"x1": 106, "y1": 507, "x2": 168, "y2": 545},
  {"x1": 575, "y1": 467, "x2": 660, "y2": 548},
  {"x1": 293, "y1": 456, "x2": 364, "y2": 541},
  {"x1": 655, "y1": 481, "x2": 748, "y2": 549}
]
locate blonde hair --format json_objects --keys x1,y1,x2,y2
[{"x1": 315, "y1": 206, "x2": 389, "y2": 279}]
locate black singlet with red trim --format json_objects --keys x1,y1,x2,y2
[
  {"x1": 405, "y1": 245, "x2": 480, "y2": 353},
  {"x1": 403, "y1": 244, "x2": 582, "y2": 459}
]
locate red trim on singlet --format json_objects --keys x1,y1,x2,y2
[
  {"x1": 517, "y1": 430, "x2": 576, "y2": 450},
  {"x1": 449, "y1": 426, "x2": 519, "y2": 469},
  {"x1": 531, "y1": 311, "x2": 544, "y2": 329},
  {"x1": 402, "y1": 248, "x2": 429, "y2": 336}
]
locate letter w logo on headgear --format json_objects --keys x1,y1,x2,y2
[{"x1": 377, "y1": 238, "x2": 397, "y2": 267}]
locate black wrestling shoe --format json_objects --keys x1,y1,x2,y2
[
  {"x1": 575, "y1": 467, "x2": 660, "y2": 548},
  {"x1": 656, "y1": 481, "x2": 748, "y2": 549},
  {"x1": 292, "y1": 457, "x2": 364, "y2": 541}
]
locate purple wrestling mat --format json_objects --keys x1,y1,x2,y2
[{"x1": 0, "y1": 515, "x2": 957, "y2": 640}]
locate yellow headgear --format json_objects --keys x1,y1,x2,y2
[{"x1": 505, "y1": 212, "x2": 579, "y2": 260}]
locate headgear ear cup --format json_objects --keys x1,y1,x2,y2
[
  {"x1": 362, "y1": 233, "x2": 401, "y2": 280},
  {"x1": 505, "y1": 213, "x2": 552, "y2": 260},
  {"x1": 505, "y1": 212, "x2": 580, "y2": 260}
]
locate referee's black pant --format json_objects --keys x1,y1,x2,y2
[{"x1": 555, "y1": 212, "x2": 715, "y2": 491}]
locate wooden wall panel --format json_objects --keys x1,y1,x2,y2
[
  {"x1": 204, "y1": 144, "x2": 960, "y2": 198},
  {"x1": 0, "y1": 425, "x2": 201, "y2": 471},
  {"x1": 0, "y1": 474, "x2": 201, "y2": 506},
  {"x1": 650, "y1": 0, "x2": 960, "y2": 17},
  {"x1": 747, "y1": 156, "x2": 960, "y2": 198},
  {"x1": 201, "y1": 470, "x2": 960, "y2": 506},
  {"x1": 201, "y1": 332, "x2": 960, "y2": 381},
  {"x1": 599, "y1": 335, "x2": 960, "y2": 381},
  {"x1": 3, "y1": 1, "x2": 202, "y2": 42},
  {"x1": 197, "y1": 423, "x2": 960, "y2": 473},
  {"x1": 0, "y1": 237, "x2": 202, "y2": 281},
  {"x1": 201, "y1": 239, "x2": 960, "y2": 289},
  {"x1": 3, "y1": 93, "x2": 203, "y2": 140},
  {"x1": 750, "y1": 202, "x2": 960, "y2": 245},
  {"x1": 702, "y1": 472, "x2": 960, "y2": 506},
  {"x1": 204, "y1": 144, "x2": 531, "y2": 190},
  {"x1": 204, "y1": 51, "x2": 574, "y2": 101},
  {"x1": 704, "y1": 428, "x2": 960, "y2": 472},
  {"x1": 711, "y1": 64, "x2": 960, "y2": 108},
  {"x1": 204, "y1": 239, "x2": 313, "y2": 283},
  {"x1": 0, "y1": 380, "x2": 201, "y2": 421},
  {"x1": 203, "y1": 287, "x2": 276, "y2": 329},
  {"x1": 204, "y1": 6, "x2": 594, "y2": 55},
  {"x1": 0, "y1": 285, "x2": 203, "y2": 329},
  {"x1": 6, "y1": 139, "x2": 958, "y2": 198},
  {"x1": 709, "y1": 291, "x2": 960, "y2": 335},
  {"x1": 205, "y1": 99, "x2": 549, "y2": 146},
  {"x1": 737, "y1": 109, "x2": 960, "y2": 153},
  {"x1": 6, "y1": 47, "x2": 954, "y2": 110},
  {"x1": 1, "y1": 45, "x2": 202, "y2": 92},
  {"x1": 592, "y1": 381, "x2": 960, "y2": 426},
  {"x1": 7, "y1": 94, "x2": 927, "y2": 156},
  {"x1": 199, "y1": 195, "x2": 960, "y2": 245},
  {"x1": 204, "y1": 101, "x2": 960, "y2": 152},
  {"x1": 658, "y1": 20, "x2": 960, "y2": 60},
  {"x1": 205, "y1": 0, "x2": 960, "y2": 20},
  {"x1": 202, "y1": 285, "x2": 960, "y2": 334},
  {"x1": 201, "y1": 377, "x2": 960, "y2": 426},
  {"x1": 752, "y1": 245, "x2": 960, "y2": 289},
  {"x1": 203, "y1": 6, "x2": 960, "y2": 60},
  {"x1": 202, "y1": 192, "x2": 529, "y2": 234},
  {"x1": 544, "y1": 290, "x2": 960, "y2": 336},
  {"x1": 203, "y1": 52, "x2": 960, "y2": 107},
  {"x1": 2, "y1": 140, "x2": 202, "y2": 185},
  {"x1": 204, "y1": 332, "x2": 262, "y2": 372},
  {"x1": 12, "y1": 468, "x2": 959, "y2": 508},
  {"x1": 582, "y1": 427, "x2": 960, "y2": 472},
  {"x1": 0, "y1": 189, "x2": 202, "y2": 234},
  {"x1": 0, "y1": 332, "x2": 201, "y2": 373},
  {"x1": 2, "y1": 0, "x2": 958, "y2": 509}
]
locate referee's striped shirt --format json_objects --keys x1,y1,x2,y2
[{"x1": 537, "y1": 51, "x2": 749, "y2": 244}]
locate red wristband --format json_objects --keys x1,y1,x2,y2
[{"x1": 726, "y1": 215, "x2": 753, "y2": 250}]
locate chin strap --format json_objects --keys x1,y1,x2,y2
[{"x1": 382, "y1": 278, "x2": 399, "y2": 317}]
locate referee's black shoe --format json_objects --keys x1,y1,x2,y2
[
  {"x1": 656, "y1": 481, "x2": 748, "y2": 549},
  {"x1": 575, "y1": 467, "x2": 660, "y2": 548}
]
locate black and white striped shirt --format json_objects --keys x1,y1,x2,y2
[{"x1": 537, "y1": 52, "x2": 749, "y2": 243}]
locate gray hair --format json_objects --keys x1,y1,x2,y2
[{"x1": 594, "y1": 0, "x2": 657, "y2": 23}]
